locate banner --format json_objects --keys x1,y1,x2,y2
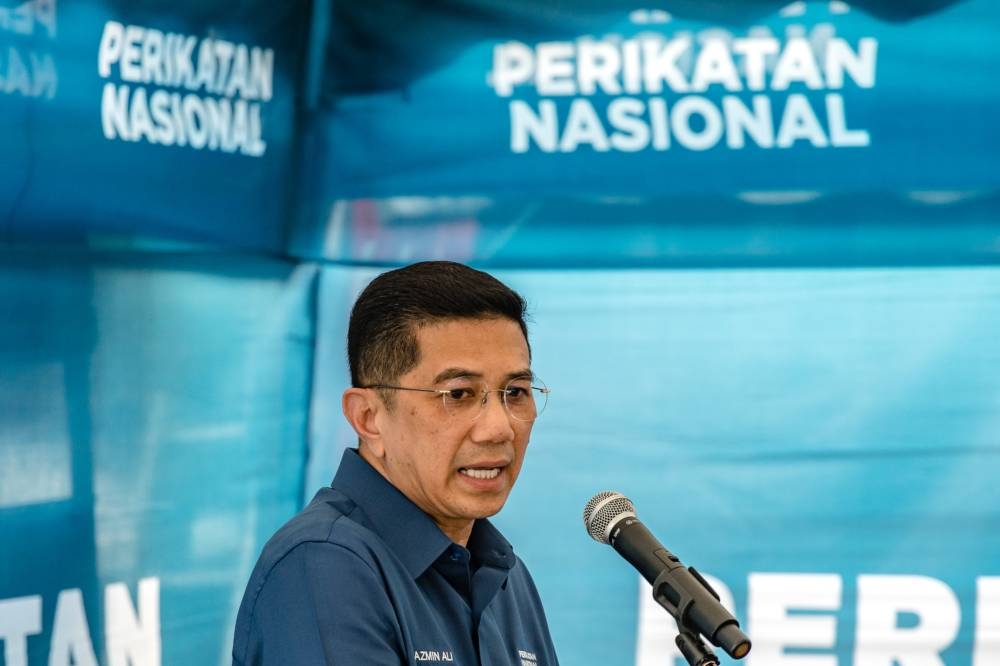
[
  {"x1": 0, "y1": 0, "x2": 309, "y2": 251},
  {"x1": 302, "y1": 0, "x2": 997, "y2": 198},
  {"x1": 291, "y1": 0, "x2": 1000, "y2": 266}
]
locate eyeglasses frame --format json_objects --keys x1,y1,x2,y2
[{"x1": 363, "y1": 378, "x2": 550, "y2": 422}]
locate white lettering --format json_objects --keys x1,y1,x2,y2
[
  {"x1": 691, "y1": 39, "x2": 741, "y2": 92},
  {"x1": 0, "y1": 45, "x2": 56, "y2": 98},
  {"x1": 771, "y1": 37, "x2": 824, "y2": 90},
  {"x1": 34, "y1": 49, "x2": 57, "y2": 98},
  {"x1": 490, "y1": 41, "x2": 533, "y2": 97},
  {"x1": 129, "y1": 86, "x2": 157, "y2": 143},
  {"x1": 536, "y1": 41, "x2": 576, "y2": 96},
  {"x1": 250, "y1": 47, "x2": 274, "y2": 101},
  {"x1": 776, "y1": 94, "x2": 828, "y2": 147},
  {"x1": 101, "y1": 82, "x2": 131, "y2": 140},
  {"x1": 747, "y1": 573, "x2": 841, "y2": 666},
  {"x1": 139, "y1": 28, "x2": 166, "y2": 85},
  {"x1": 213, "y1": 40, "x2": 235, "y2": 94},
  {"x1": 510, "y1": 99, "x2": 557, "y2": 153},
  {"x1": 608, "y1": 97, "x2": 650, "y2": 152},
  {"x1": 649, "y1": 97, "x2": 669, "y2": 150},
  {"x1": 171, "y1": 35, "x2": 197, "y2": 88},
  {"x1": 973, "y1": 577, "x2": 1000, "y2": 666},
  {"x1": 826, "y1": 93, "x2": 869, "y2": 146},
  {"x1": 149, "y1": 89, "x2": 175, "y2": 144},
  {"x1": 36, "y1": 0, "x2": 57, "y2": 38},
  {"x1": 120, "y1": 24, "x2": 144, "y2": 83},
  {"x1": 413, "y1": 649, "x2": 455, "y2": 662},
  {"x1": 49, "y1": 589, "x2": 98, "y2": 666},
  {"x1": 671, "y1": 96, "x2": 723, "y2": 151},
  {"x1": 100, "y1": 84, "x2": 266, "y2": 154},
  {"x1": 621, "y1": 39, "x2": 642, "y2": 94},
  {"x1": 3, "y1": 45, "x2": 31, "y2": 95},
  {"x1": 245, "y1": 102, "x2": 266, "y2": 156},
  {"x1": 723, "y1": 94, "x2": 774, "y2": 148},
  {"x1": 0, "y1": 46, "x2": 58, "y2": 99},
  {"x1": 0, "y1": 0, "x2": 56, "y2": 37},
  {"x1": 825, "y1": 37, "x2": 877, "y2": 89},
  {"x1": 96, "y1": 23, "x2": 274, "y2": 155},
  {"x1": 578, "y1": 39, "x2": 621, "y2": 95},
  {"x1": 733, "y1": 36, "x2": 779, "y2": 91},
  {"x1": 854, "y1": 575, "x2": 960, "y2": 666},
  {"x1": 560, "y1": 98, "x2": 610, "y2": 151},
  {"x1": 205, "y1": 95, "x2": 234, "y2": 151},
  {"x1": 169, "y1": 91, "x2": 188, "y2": 145},
  {"x1": 1, "y1": 580, "x2": 164, "y2": 666},
  {"x1": 642, "y1": 37, "x2": 690, "y2": 93},
  {"x1": 225, "y1": 44, "x2": 249, "y2": 97},
  {"x1": 192, "y1": 38, "x2": 216, "y2": 91},
  {"x1": 105, "y1": 577, "x2": 161, "y2": 666},
  {"x1": 182, "y1": 94, "x2": 209, "y2": 149},
  {"x1": 97, "y1": 21, "x2": 124, "y2": 78},
  {"x1": 488, "y1": 34, "x2": 877, "y2": 98},
  {"x1": 496, "y1": 34, "x2": 878, "y2": 155},
  {"x1": 0, "y1": 595, "x2": 42, "y2": 666}
]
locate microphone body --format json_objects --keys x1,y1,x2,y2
[{"x1": 584, "y1": 492, "x2": 751, "y2": 661}]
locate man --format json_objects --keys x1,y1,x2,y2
[{"x1": 233, "y1": 261, "x2": 559, "y2": 665}]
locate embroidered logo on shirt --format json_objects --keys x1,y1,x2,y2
[
  {"x1": 519, "y1": 649, "x2": 538, "y2": 666},
  {"x1": 414, "y1": 649, "x2": 454, "y2": 662}
]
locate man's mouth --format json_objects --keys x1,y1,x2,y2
[{"x1": 459, "y1": 467, "x2": 502, "y2": 480}]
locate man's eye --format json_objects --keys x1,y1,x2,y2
[
  {"x1": 504, "y1": 386, "x2": 529, "y2": 401},
  {"x1": 445, "y1": 388, "x2": 476, "y2": 401}
]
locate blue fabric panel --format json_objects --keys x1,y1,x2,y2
[{"x1": 0, "y1": 247, "x2": 316, "y2": 665}]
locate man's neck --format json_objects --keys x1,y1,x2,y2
[{"x1": 436, "y1": 519, "x2": 474, "y2": 548}]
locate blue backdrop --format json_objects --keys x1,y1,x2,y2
[{"x1": 307, "y1": 265, "x2": 1000, "y2": 666}]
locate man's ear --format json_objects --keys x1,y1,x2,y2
[{"x1": 342, "y1": 388, "x2": 386, "y2": 458}]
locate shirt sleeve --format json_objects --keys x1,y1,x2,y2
[{"x1": 236, "y1": 540, "x2": 405, "y2": 665}]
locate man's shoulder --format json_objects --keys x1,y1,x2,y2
[
  {"x1": 252, "y1": 487, "x2": 381, "y2": 579},
  {"x1": 232, "y1": 487, "x2": 402, "y2": 665}
]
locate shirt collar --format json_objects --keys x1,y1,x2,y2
[
  {"x1": 468, "y1": 517, "x2": 515, "y2": 570},
  {"x1": 332, "y1": 448, "x2": 518, "y2": 578}
]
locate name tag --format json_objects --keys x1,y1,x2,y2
[{"x1": 413, "y1": 649, "x2": 455, "y2": 662}]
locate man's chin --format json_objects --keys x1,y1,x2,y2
[{"x1": 462, "y1": 496, "x2": 509, "y2": 521}]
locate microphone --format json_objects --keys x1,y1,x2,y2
[{"x1": 583, "y1": 491, "x2": 751, "y2": 662}]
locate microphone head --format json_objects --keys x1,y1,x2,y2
[{"x1": 583, "y1": 491, "x2": 636, "y2": 544}]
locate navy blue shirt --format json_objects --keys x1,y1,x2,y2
[{"x1": 233, "y1": 448, "x2": 559, "y2": 666}]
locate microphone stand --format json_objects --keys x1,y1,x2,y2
[{"x1": 674, "y1": 629, "x2": 720, "y2": 666}]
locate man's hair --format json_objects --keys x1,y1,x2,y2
[{"x1": 348, "y1": 261, "x2": 530, "y2": 393}]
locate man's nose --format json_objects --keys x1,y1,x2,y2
[{"x1": 472, "y1": 390, "x2": 516, "y2": 441}]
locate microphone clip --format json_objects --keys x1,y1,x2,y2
[
  {"x1": 651, "y1": 565, "x2": 746, "y2": 666},
  {"x1": 651, "y1": 566, "x2": 721, "y2": 666}
]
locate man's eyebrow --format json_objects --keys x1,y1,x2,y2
[
  {"x1": 432, "y1": 368, "x2": 482, "y2": 384},
  {"x1": 431, "y1": 368, "x2": 534, "y2": 384}
]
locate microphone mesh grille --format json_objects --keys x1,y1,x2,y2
[{"x1": 583, "y1": 491, "x2": 635, "y2": 544}]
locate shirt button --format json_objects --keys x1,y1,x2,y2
[{"x1": 449, "y1": 548, "x2": 462, "y2": 562}]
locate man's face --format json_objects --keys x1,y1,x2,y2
[{"x1": 367, "y1": 317, "x2": 534, "y2": 541}]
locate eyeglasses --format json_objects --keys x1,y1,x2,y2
[{"x1": 365, "y1": 376, "x2": 550, "y2": 422}]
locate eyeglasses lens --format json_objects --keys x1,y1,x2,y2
[{"x1": 439, "y1": 377, "x2": 548, "y2": 422}]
